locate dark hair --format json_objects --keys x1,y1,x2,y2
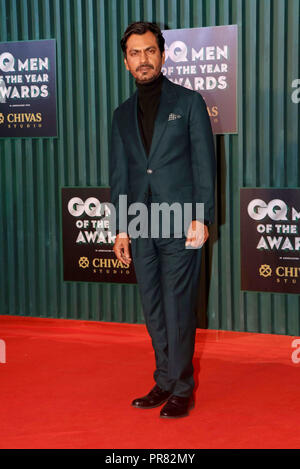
[{"x1": 120, "y1": 21, "x2": 165, "y2": 57}]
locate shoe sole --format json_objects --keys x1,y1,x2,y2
[
  {"x1": 159, "y1": 402, "x2": 195, "y2": 419},
  {"x1": 131, "y1": 399, "x2": 170, "y2": 409}
]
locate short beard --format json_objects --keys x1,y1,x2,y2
[{"x1": 135, "y1": 69, "x2": 161, "y2": 85}]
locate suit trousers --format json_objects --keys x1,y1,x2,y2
[{"x1": 130, "y1": 198, "x2": 202, "y2": 398}]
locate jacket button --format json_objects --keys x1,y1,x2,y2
[{"x1": 147, "y1": 169, "x2": 153, "y2": 174}]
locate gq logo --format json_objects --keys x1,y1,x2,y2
[
  {"x1": 247, "y1": 199, "x2": 288, "y2": 221},
  {"x1": 165, "y1": 41, "x2": 188, "y2": 62},
  {"x1": 0, "y1": 52, "x2": 15, "y2": 72},
  {"x1": 68, "y1": 197, "x2": 110, "y2": 217}
]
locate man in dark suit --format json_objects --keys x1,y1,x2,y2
[{"x1": 109, "y1": 22, "x2": 216, "y2": 418}]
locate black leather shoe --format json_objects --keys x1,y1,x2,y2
[
  {"x1": 131, "y1": 385, "x2": 171, "y2": 409},
  {"x1": 160, "y1": 395, "x2": 194, "y2": 418}
]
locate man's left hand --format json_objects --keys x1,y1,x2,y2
[{"x1": 185, "y1": 220, "x2": 209, "y2": 248}]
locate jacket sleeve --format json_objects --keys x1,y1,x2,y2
[
  {"x1": 109, "y1": 109, "x2": 129, "y2": 234},
  {"x1": 189, "y1": 92, "x2": 216, "y2": 225}
]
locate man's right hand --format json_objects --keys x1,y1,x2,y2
[{"x1": 113, "y1": 232, "x2": 132, "y2": 265}]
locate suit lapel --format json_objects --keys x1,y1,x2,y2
[
  {"x1": 127, "y1": 77, "x2": 178, "y2": 163},
  {"x1": 148, "y1": 78, "x2": 178, "y2": 162},
  {"x1": 122, "y1": 91, "x2": 148, "y2": 162}
]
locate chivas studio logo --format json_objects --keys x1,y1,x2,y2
[
  {"x1": 0, "y1": 111, "x2": 43, "y2": 129},
  {"x1": 259, "y1": 263, "x2": 300, "y2": 284},
  {"x1": 79, "y1": 257, "x2": 89, "y2": 269},
  {"x1": 78, "y1": 255, "x2": 130, "y2": 274}
]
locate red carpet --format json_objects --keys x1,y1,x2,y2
[{"x1": 0, "y1": 315, "x2": 299, "y2": 449}]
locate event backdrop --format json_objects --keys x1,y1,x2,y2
[
  {"x1": 163, "y1": 25, "x2": 238, "y2": 134},
  {"x1": 61, "y1": 187, "x2": 137, "y2": 284},
  {"x1": 0, "y1": 39, "x2": 57, "y2": 137},
  {"x1": 0, "y1": 0, "x2": 299, "y2": 335},
  {"x1": 240, "y1": 189, "x2": 300, "y2": 294}
]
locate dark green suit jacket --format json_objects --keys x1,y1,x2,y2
[{"x1": 109, "y1": 76, "x2": 216, "y2": 235}]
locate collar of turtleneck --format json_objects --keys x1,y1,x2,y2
[{"x1": 135, "y1": 72, "x2": 164, "y2": 98}]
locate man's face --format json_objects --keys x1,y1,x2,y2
[{"x1": 124, "y1": 31, "x2": 165, "y2": 84}]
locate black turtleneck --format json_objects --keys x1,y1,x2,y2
[{"x1": 136, "y1": 72, "x2": 164, "y2": 156}]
